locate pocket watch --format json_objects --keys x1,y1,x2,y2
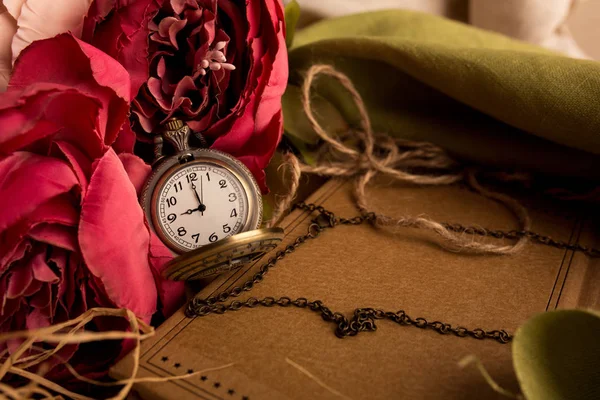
[{"x1": 141, "y1": 118, "x2": 283, "y2": 279}]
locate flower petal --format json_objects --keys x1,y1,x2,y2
[
  {"x1": 0, "y1": 85, "x2": 103, "y2": 158},
  {"x1": 87, "y1": 0, "x2": 159, "y2": 99},
  {"x1": 6, "y1": 263, "x2": 33, "y2": 299},
  {"x1": 78, "y1": 149, "x2": 157, "y2": 321},
  {"x1": 31, "y1": 250, "x2": 59, "y2": 283},
  {"x1": 118, "y1": 153, "x2": 151, "y2": 195},
  {"x1": 210, "y1": 0, "x2": 288, "y2": 192},
  {"x1": 111, "y1": 122, "x2": 137, "y2": 154},
  {"x1": 54, "y1": 140, "x2": 92, "y2": 199},
  {"x1": 0, "y1": 152, "x2": 78, "y2": 233},
  {"x1": 0, "y1": 194, "x2": 77, "y2": 275},
  {"x1": 0, "y1": 6, "x2": 16, "y2": 91},
  {"x1": 3, "y1": 0, "x2": 26, "y2": 20},
  {"x1": 10, "y1": 34, "x2": 131, "y2": 148},
  {"x1": 28, "y1": 224, "x2": 78, "y2": 252},
  {"x1": 11, "y1": 0, "x2": 94, "y2": 63},
  {"x1": 148, "y1": 233, "x2": 184, "y2": 318},
  {"x1": 171, "y1": 0, "x2": 200, "y2": 15},
  {"x1": 158, "y1": 16, "x2": 179, "y2": 37},
  {"x1": 26, "y1": 306, "x2": 50, "y2": 330},
  {"x1": 148, "y1": 79, "x2": 173, "y2": 112}
]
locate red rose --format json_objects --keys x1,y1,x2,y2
[
  {"x1": 0, "y1": 34, "x2": 184, "y2": 377},
  {"x1": 84, "y1": 0, "x2": 288, "y2": 191}
]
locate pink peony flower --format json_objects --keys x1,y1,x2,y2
[
  {"x1": 84, "y1": 0, "x2": 289, "y2": 191},
  {"x1": 0, "y1": 0, "x2": 94, "y2": 90},
  {"x1": 0, "y1": 33, "x2": 184, "y2": 377}
]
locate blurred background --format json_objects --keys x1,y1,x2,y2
[
  {"x1": 570, "y1": 1, "x2": 600, "y2": 59},
  {"x1": 288, "y1": 0, "x2": 600, "y2": 60}
]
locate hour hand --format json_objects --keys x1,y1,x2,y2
[{"x1": 181, "y1": 208, "x2": 197, "y2": 215}]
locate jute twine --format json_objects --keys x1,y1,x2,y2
[
  {"x1": 267, "y1": 64, "x2": 531, "y2": 255},
  {"x1": 0, "y1": 308, "x2": 234, "y2": 399}
]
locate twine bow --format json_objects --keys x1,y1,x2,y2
[{"x1": 268, "y1": 65, "x2": 531, "y2": 254}]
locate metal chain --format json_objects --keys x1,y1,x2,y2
[
  {"x1": 189, "y1": 202, "x2": 600, "y2": 344},
  {"x1": 186, "y1": 202, "x2": 599, "y2": 344}
]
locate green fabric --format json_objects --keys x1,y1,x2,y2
[
  {"x1": 283, "y1": 10, "x2": 600, "y2": 177},
  {"x1": 513, "y1": 310, "x2": 600, "y2": 400},
  {"x1": 284, "y1": 0, "x2": 301, "y2": 48}
]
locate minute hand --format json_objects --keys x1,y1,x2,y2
[{"x1": 191, "y1": 183, "x2": 206, "y2": 214}]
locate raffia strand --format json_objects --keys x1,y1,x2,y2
[{"x1": 0, "y1": 308, "x2": 234, "y2": 399}]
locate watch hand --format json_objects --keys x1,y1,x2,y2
[
  {"x1": 190, "y1": 182, "x2": 206, "y2": 215},
  {"x1": 180, "y1": 203, "x2": 206, "y2": 216}
]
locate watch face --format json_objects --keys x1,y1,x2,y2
[{"x1": 153, "y1": 162, "x2": 249, "y2": 251}]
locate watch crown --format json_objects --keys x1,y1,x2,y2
[
  {"x1": 164, "y1": 118, "x2": 184, "y2": 131},
  {"x1": 158, "y1": 118, "x2": 191, "y2": 154}
]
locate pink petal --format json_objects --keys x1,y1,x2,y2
[
  {"x1": 11, "y1": 0, "x2": 94, "y2": 63},
  {"x1": 28, "y1": 223, "x2": 78, "y2": 252},
  {"x1": 157, "y1": 57, "x2": 167, "y2": 79},
  {"x1": 149, "y1": 34, "x2": 172, "y2": 47},
  {"x1": 6, "y1": 264, "x2": 33, "y2": 299},
  {"x1": 88, "y1": 0, "x2": 159, "y2": 98},
  {"x1": 158, "y1": 17, "x2": 179, "y2": 37},
  {"x1": 55, "y1": 140, "x2": 92, "y2": 198},
  {"x1": 182, "y1": 5, "x2": 203, "y2": 25},
  {"x1": 147, "y1": 77, "x2": 172, "y2": 111},
  {"x1": 148, "y1": 233, "x2": 184, "y2": 318},
  {"x1": 25, "y1": 307, "x2": 50, "y2": 330},
  {"x1": 171, "y1": 0, "x2": 200, "y2": 15},
  {"x1": 0, "y1": 275, "x2": 16, "y2": 319},
  {"x1": 118, "y1": 153, "x2": 151, "y2": 195},
  {"x1": 0, "y1": 85, "x2": 104, "y2": 158},
  {"x1": 0, "y1": 239, "x2": 30, "y2": 276},
  {"x1": 31, "y1": 250, "x2": 59, "y2": 283},
  {"x1": 132, "y1": 109, "x2": 156, "y2": 133},
  {"x1": 10, "y1": 34, "x2": 130, "y2": 148},
  {"x1": 0, "y1": 152, "x2": 78, "y2": 233},
  {"x1": 0, "y1": 86, "x2": 61, "y2": 154},
  {"x1": 29, "y1": 282, "x2": 51, "y2": 308},
  {"x1": 3, "y1": 1, "x2": 25, "y2": 20},
  {"x1": 79, "y1": 149, "x2": 157, "y2": 321},
  {"x1": 2, "y1": 302, "x2": 26, "y2": 339},
  {"x1": 111, "y1": 121, "x2": 136, "y2": 154},
  {"x1": 157, "y1": 17, "x2": 187, "y2": 50},
  {"x1": 187, "y1": 104, "x2": 217, "y2": 132},
  {"x1": 231, "y1": 110, "x2": 282, "y2": 192},
  {"x1": 0, "y1": 8, "x2": 17, "y2": 91},
  {"x1": 168, "y1": 18, "x2": 187, "y2": 50},
  {"x1": 200, "y1": 6, "x2": 217, "y2": 45},
  {"x1": 173, "y1": 75, "x2": 197, "y2": 103},
  {"x1": 21, "y1": 278, "x2": 42, "y2": 297},
  {"x1": 211, "y1": 5, "x2": 288, "y2": 193},
  {"x1": 47, "y1": 246, "x2": 67, "y2": 293}
]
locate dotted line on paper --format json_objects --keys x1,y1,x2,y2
[{"x1": 159, "y1": 355, "x2": 248, "y2": 399}]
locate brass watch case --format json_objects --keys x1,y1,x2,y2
[
  {"x1": 162, "y1": 228, "x2": 284, "y2": 280},
  {"x1": 141, "y1": 148, "x2": 263, "y2": 254}
]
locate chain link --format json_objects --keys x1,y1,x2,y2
[{"x1": 186, "y1": 202, "x2": 598, "y2": 344}]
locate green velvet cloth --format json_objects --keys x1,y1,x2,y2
[{"x1": 283, "y1": 10, "x2": 600, "y2": 178}]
